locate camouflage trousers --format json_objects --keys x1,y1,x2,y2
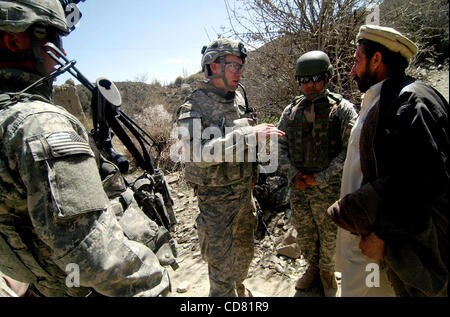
[
  {"x1": 290, "y1": 183, "x2": 339, "y2": 272},
  {"x1": 195, "y1": 180, "x2": 257, "y2": 297}
]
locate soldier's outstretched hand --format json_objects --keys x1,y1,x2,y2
[{"x1": 254, "y1": 123, "x2": 285, "y2": 140}]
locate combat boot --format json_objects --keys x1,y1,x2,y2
[
  {"x1": 236, "y1": 283, "x2": 253, "y2": 297},
  {"x1": 295, "y1": 262, "x2": 319, "y2": 290},
  {"x1": 320, "y1": 270, "x2": 338, "y2": 297}
]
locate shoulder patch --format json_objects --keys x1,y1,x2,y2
[
  {"x1": 47, "y1": 132, "x2": 92, "y2": 157},
  {"x1": 27, "y1": 132, "x2": 94, "y2": 162}
]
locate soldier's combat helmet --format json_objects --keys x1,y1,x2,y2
[
  {"x1": 295, "y1": 50, "x2": 333, "y2": 78},
  {"x1": 295, "y1": 50, "x2": 333, "y2": 100},
  {"x1": 201, "y1": 38, "x2": 247, "y2": 91},
  {"x1": 0, "y1": 0, "x2": 69, "y2": 34},
  {"x1": 0, "y1": 0, "x2": 69, "y2": 75}
]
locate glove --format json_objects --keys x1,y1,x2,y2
[
  {"x1": 302, "y1": 174, "x2": 317, "y2": 187},
  {"x1": 294, "y1": 173, "x2": 308, "y2": 190}
]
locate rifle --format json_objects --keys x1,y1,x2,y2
[
  {"x1": 254, "y1": 198, "x2": 273, "y2": 242},
  {"x1": 44, "y1": 42, "x2": 177, "y2": 231}
]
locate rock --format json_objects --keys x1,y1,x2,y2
[
  {"x1": 274, "y1": 264, "x2": 285, "y2": 274},
  {"x1": 175, "y1": 207, "x2": 186, "y2": 213},
  {"x1": 177, "y1": 193, "x2": 185, "y2": 198},
  {"x1": 192, "y1": 252, "x2": 201, "y2": 259},
  {"x1": 283, "y1": 227, "x2": 298, "y2": 245},
  {"x1": 276, "y1": 228, "x2": 301, "y2": 259},
  {"x1": 269, "y1": 254, "x2": 280, "y2": 265},
  {"x1": 177, "y1": 236, "x2": 190, "y2": 244},
  {"x1": 276, "y1": 218, "x2": 285, "y2": 228},
  {"x1": 165, "y1": 174, "x2": 179, "y2": 184},
  {"x1": 176, "y1": 281, "x2": 191, "y2": 293},
  {"x1": 276, "y1": 243, "x2": 301, "y2": 259}
]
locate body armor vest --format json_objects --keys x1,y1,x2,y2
[
  {"x1": 286, "y1": 93, "x2": 343, "y2": 173},
  {"x1": 180, "y1": 87, "x2": 257, "y2": 188},
  {"x1": 0, "y1": 93, "x2": 95, "y2": 296}
]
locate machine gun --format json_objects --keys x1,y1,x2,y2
[{"x1": 44, "y1": 42, "x2": 177, "y2": 231}]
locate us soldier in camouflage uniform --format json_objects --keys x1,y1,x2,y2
[
  {"x1": 0, "y1": 0, "x2": 176, "y2": 297},
  {"x1": 277, "y1": 51, "x2": 357, "y2": 297},
  {"x1": 177, "y1": 39, "x2": 284, "y2": 297}
]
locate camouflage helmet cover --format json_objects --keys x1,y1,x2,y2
[
  {"x1": 295, "y1": 50, "x2": 333, "y2": 77},
  {"x1": 201, "y1": 38, "x2": 247, "y2": 70},
  {"x1": 0, "y1": 0, "x2": 69, "y2": 34}
]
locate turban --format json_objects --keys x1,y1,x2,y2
[{"x1": 357, "y1": 25, "x2": 418, "y2": 62}]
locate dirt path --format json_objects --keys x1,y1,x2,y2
[
  {"x1": 165, "y1": 172, "x2": 331, "y2": 298},
  {"x1": 165, "y1": 66, "x2": 449, "y2": 298}
]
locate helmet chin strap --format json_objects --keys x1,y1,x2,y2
[
  {"x1": 207, "y1": 56, "x2": 237, "y2": 92},
  {"x1": 30, "y1": 25, "x2": 49, "y2": 76}
]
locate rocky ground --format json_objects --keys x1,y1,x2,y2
[
  {"x1": 0, "y1": 66, "x2": 447, "y2": 298},
  {"x1": 164, "y1": 65, "x2": 449, "y2": 298},
  {"x1": 413, "y1": 64, "x2": 449, "y2": 101},
  {"x1": 164, "y1": 172, "x2": 335, "y2": 298}
]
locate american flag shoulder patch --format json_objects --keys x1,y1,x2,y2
[{"x1": 46, "y1": 132, "x2": 93, "y2": 158}]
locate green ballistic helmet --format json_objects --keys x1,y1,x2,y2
[
  {"x1": 201, "y1": 38, "x2": 247, "y2": 72},
  {"x1": 0, "y1": 0, "x2": 69, "y2": 34},
  {"x1": 295, "y1": 50, "x2": 333, "y2": 78}
]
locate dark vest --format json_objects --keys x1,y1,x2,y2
[{"x1": 286, "y1": 93, "x2": 343, "y2": 173}]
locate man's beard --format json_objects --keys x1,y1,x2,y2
[{"x1": 353, "y1": 64, "x2": 377, "y2": 93}]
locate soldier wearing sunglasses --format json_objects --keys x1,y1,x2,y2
[
  {"x1": 277, "y1": 50, "x2": 357, "y2": 296},
  {"x1": 177, "y1": 39, "x2": 284, "y2": 297}
]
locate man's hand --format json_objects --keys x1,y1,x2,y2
[
  {"x1": 254, "y1": 123, "x2": 285, "y2": 140},
  {"x1": 359, "y1": 232, "x2": 386, "y2": 260}
]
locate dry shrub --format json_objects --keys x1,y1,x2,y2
[
  {"x1": 223, "y1": 0, "x2": 449, "y2": 120},
  {"x1": 380, "y1": 0, "x2": 449, "y2": 65},
  {"x1": 222, "y1": 0, "x2": 372, "y2": 119}
]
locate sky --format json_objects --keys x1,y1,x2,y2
[{"x1": 56, "y1": 0, "x2": 235, "y2": 85}]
